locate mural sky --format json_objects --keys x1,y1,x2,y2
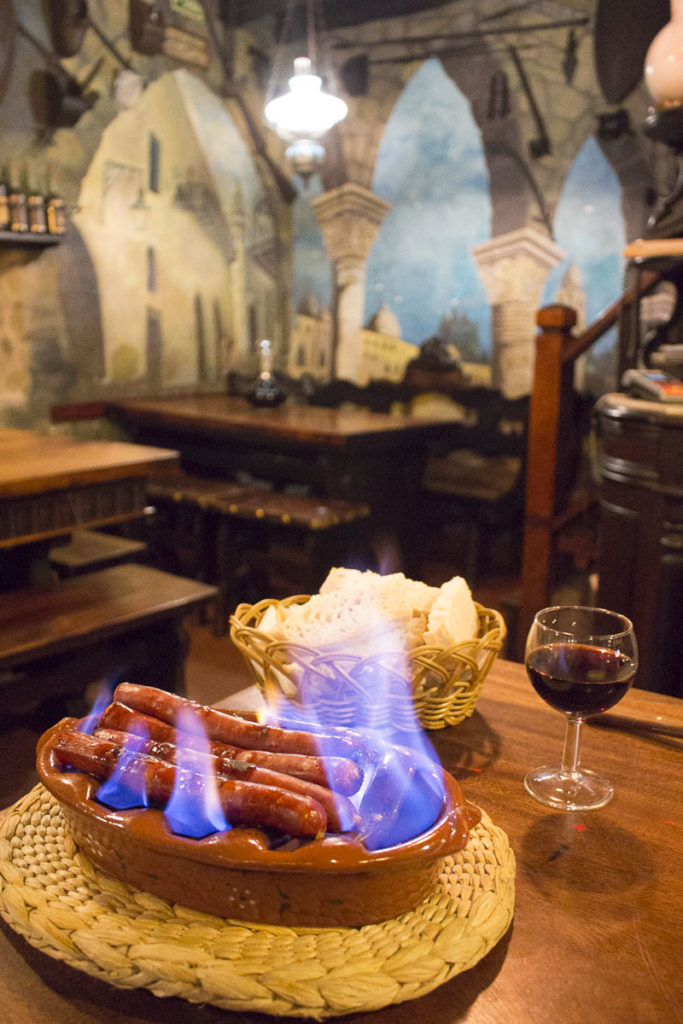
[
  {"x1": 292, "y1": 59, "x2": 625, "y2": 365},
  {"x1": 542, "y1": 135, "x2": 625, "y2": 356},
  {"x1": 292, "y1": 59, "x2": 493, "y2": 353}
]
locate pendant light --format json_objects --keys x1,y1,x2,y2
[{"x1": 264, "y1": 0, "x2": 347, "y2": 180}]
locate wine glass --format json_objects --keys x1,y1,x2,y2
[{"x1": 524, "y1": 605, "x2": 638, "y2": 811}]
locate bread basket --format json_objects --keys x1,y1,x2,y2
[{"x1": 229, "y1": 596, "x2": 506, "y2": 731}]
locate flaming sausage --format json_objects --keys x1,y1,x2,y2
[
  {"x1": 113, "y1": 683, "x2": 369, "y2": 763},
  {"x1": 53, "y1": 728, "x2": 327, "y2": 838},
  {"x1": 97, "y1": 702, "x2": 362, "y2": 796},
  {"x1": 94, "y1": 727, "x2": 358, "y2": 832}
]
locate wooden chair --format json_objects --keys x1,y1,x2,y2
[
  {"x1": 416, "y1": 386, "x2": 529, "y2": 580},
  {"x1": 306, "y1": 370, "x2": 530, "y2": 581}
]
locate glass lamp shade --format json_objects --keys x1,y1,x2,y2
[
  {"x1": 645, "y1": 0, "x2": 683, "y2": 108},
  {"x1": 284, "y1": 138, "x2": 325, "y2": 178},
  {"x1": 265, "y1": 57, "x2": 348, "y2": 141}
]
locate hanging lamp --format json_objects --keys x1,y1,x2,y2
[{"x1": 264, "y1": 0, "x2": 347, "y2": 180}]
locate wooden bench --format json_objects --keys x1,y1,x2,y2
[
  {"x1": 146, "y1": 473, "x2": 372, "y2": 634},
  {"x1": 48, "y1": 529, "x2": 148, "y2": 578},
  {"x1": 0, "y1": 564, "x2": 217, "y2": 715},
  {"x1": 416, "y1": 387, "x2": 529, "y2": 580}
]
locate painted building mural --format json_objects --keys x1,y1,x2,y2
[
  {"x1": 74, "y1": 70, "x2": 276, "y2": 390},
  {"x1": 289, "y1": 58, "x2": 629, "y2": 397}
]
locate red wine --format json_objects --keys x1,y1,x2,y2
[{"x1": 526, "y1": 643, "x2": 636, "y2": 716}]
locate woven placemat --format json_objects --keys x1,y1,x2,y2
[{"x1": 0, "y1": 785, "x2": 515, "y2": 1019}]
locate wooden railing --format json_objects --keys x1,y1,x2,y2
[{"x1": 514, "y1": 267, "x2": 662, "y2": 660}]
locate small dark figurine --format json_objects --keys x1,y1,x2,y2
[{"x1": 406, "y1": 335, "x2": 463, "y2": 373}]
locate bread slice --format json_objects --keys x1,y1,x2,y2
[{"x1": 263, "y1": 568, "x2": 478, "y2": 651}]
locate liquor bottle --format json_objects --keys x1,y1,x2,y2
[
  {"x1": 26, "y1": 170, "x2": 47, "y2": 234},
  {"x1": 8, "y1": 168, "x2": 28, "y2": 233},
  {"x1": 0, "y1": 167, "x2": 9, "y2": 232},
  {"x1": 247, "y1": 339, "x2": 287, "y2": 407},
  {"x1": 46, "y1": 188, "x2": 67, "y2": 235}
]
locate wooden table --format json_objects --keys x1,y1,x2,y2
[
  {"x1": 102, "y1": 394, "x2": 466, "y2": 570},
  {"x1": 0, "y1": 427, "x2": 178, "y2": 586},
  {"x1": 1, "y1": 659, "x2": 681, "y2": 1024}
]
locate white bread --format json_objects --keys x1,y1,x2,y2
[
  {"x1": 424, "y1": 575, "x2": 479, "y2": 646},
  {"x1": 262, "y1": 568, "x2": 478, "y2": 651}
]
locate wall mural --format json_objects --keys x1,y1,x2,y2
[
  {"x1": 74, "y1": 70, "x2": 277, "y2": 391},
  {"x1": 0, "y1": 3, "x2": 645, "y2": 427},
  {"x1": 291, "y1": 58, "x2": 625, "y2": 394},
  {"x1": 292, "y1": 175, "x2": 331, "y2": 312},
  {"x1": 541, "y1": 135, "x2": 625, "y2": 388},
  {"x1": 365, "y1": 59, "x2": 492, "y2": 358},
  {"x1": 0, "y1": 63, "x2": 278, "y2": 423}
]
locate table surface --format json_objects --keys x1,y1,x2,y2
[
  {"x1": 105, "y1": 393, "x2": 464, "y2": 448},
  {"x1": 0, "y1": 427, "x2": 178, "y2": 498},
  {"x1": 1, "y1": 659, "x2": 682, "y2": 1024}
]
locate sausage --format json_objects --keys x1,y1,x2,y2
[
  {"x1": 95, "y1": 727, "x2": 358, "y2": 832},
  {"x1": 97, "y1": 702, "x2": 362, "y2": 796},
  {"x1": 53, "y1": 728, "x2": 327, "y2": 838},
  {"x1": 113, "y1": 683, "x2": 369, "y2": 763}
]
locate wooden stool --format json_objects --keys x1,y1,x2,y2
[
  {"x1": 49, "y1": 529, "x2": 148, "y2": 578},
  {"x1": 146, "y1": 474, "x2": 372, "y2": 634}
]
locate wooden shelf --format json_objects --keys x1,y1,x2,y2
[
  {"x1": 0, "y1": 230, "x2": 61, "y2": 271},
  {"x1": 0, "y1": 230, "x2": 60, "y2": 248}
]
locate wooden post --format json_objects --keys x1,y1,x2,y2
[{"x1": 515, "y1": 304, "x2": 577, "y2": 660}]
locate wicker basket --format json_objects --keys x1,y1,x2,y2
[{"x1": 229, "y1": 596, "x2": 506, "y2": 731}]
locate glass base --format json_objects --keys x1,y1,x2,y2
[{"x1": 524, "y1": 765, "x2": 614, "y2": 811}]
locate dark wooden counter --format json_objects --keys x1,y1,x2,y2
[{"x1": 1, "y1": 658, "x2": 681, "y2": 1024}]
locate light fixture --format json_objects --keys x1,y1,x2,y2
[{"x1": 264, "y1": 1, "x2": 347, "y2": 180}]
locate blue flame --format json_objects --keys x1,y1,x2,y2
[
  {"x1": 163, "y1": 706, "x2": 229, "y2": 838},
  {"x1": 78, "y1": 680, "x2": 115, "y2": 735},
  {"x1": 270, "y1": 610, "x2": 446, "y2": 849},
  {"x1": 96, "y1": 727, "x2": 150, "y2": 810}
]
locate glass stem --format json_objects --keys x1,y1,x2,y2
[{"x1": 560, "y1": 716, "x2": 582, "y2": 777}]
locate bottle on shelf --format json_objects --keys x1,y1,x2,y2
[
  {"x1": 46, "y1": 188, "x2": 67, "y2": 235},
  {"x1": 248, "y1": 338, "x2": 287, "y2": 407},
  {"x1": 8, "y1": 168, "x2": 28, "y2": 233},
  {"x1": 0, "y1": 167, "x2": 10, "y2": 232},
  {"x1": 26, "y1": 169, "x2": 47, "y2": 234}
]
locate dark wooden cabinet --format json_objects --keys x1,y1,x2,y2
[{"x1": 594, "y1": 392, "x2": 683, "y2": 697}]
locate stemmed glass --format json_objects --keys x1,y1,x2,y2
[{"x1": 524, "y1": 605, "x2": 638, "y2": 811}]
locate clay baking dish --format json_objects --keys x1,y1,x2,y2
[{"x1": 36, "y1": 719, "x2": 480, "y2": 928}]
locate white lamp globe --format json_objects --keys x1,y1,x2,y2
[{"x1": 265, "y1": 57, "x2": 348, "y2": 141}]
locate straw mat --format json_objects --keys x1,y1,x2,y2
[{"x1": 0, "y1": 785, "x2": 515, "y2": 1019}]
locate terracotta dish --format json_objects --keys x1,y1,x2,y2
[{"x1": 36, "y1": 719, "x2": 481, "y2": 928}]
